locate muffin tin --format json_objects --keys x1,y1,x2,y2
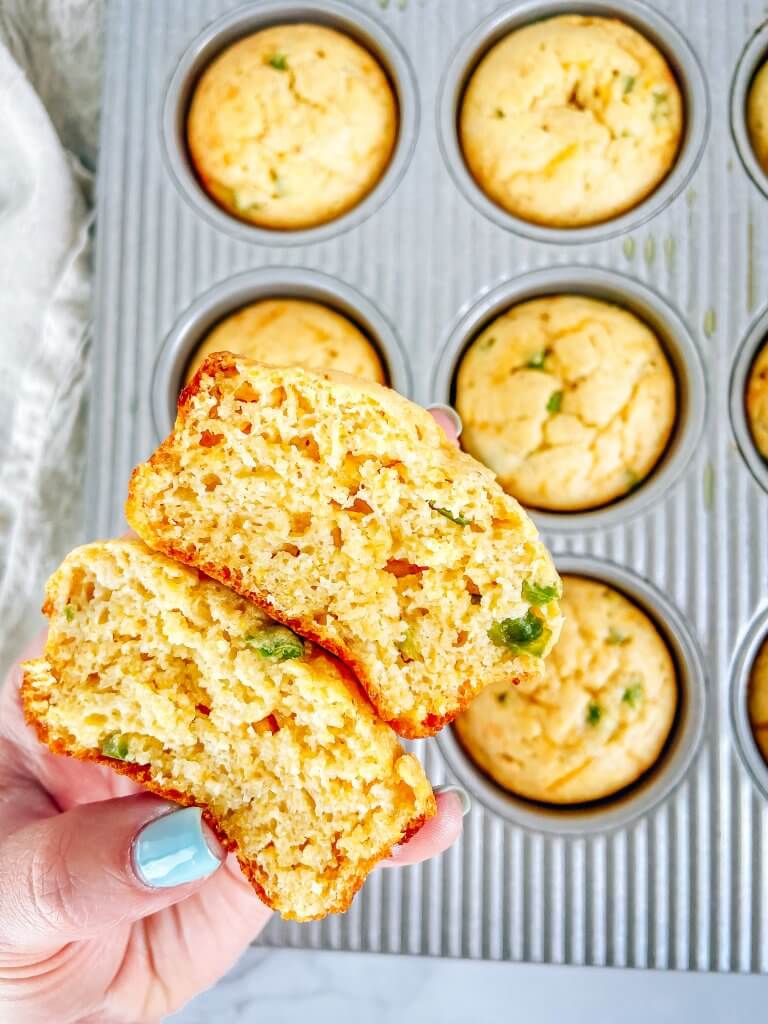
[{"x1": 92, "y1": 0, "x2": 768, "y2": 973}]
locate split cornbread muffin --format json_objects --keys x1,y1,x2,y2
[
  {"x1": 21, "y1": 539, "x2": 435, "y2": 921},
  {"x1": 187, "y1": 24, "x2": 397, "y2": 229},
  {"x1": 459, "y1": 14, "x2": 683, "y2": 227},
  {"x1": 455, "y1": 575, "x2": 678, "y2": 804},
  {"x1": 127, "y1": 352, "x2": 563, "y2": 738}
]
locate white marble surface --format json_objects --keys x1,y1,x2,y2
[{"x1": 170, "y1": 948, "x2": 768, "y2": 1022}]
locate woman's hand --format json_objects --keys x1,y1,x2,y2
[
  {"x1": 0, "y1": 407, "x2": 467, "y2": 1024},
  {"x1": 0, "y1": 642, "x2": 466, "y2": 1023}
]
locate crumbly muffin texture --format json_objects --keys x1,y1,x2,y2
[
  {"x1": 459, "y1": 14, "x2": 683, "y2": 228},
  {"x1": 747, "y1": 61, "x2": 768, "y2": 174},
  {"x1": 455, "y1": 295, "x2": 677, "y2": 512},
  {"x1": 185, "y1": 299, "x2": 386, "y2": 387},
  {"x1": 187, "y1": 24, "x2": 397, "y2": 230},
  {"x1": 127, "y1": 353, "x2": 563, "y2": 739},
  {"x1": 748, "y1": 635, "x2": 768, "y2": 763},
  {"x1": 21, "y1": 539, "x2": 434, "y2": 921},
  {"x1": 746, "y1": 340, "x2": 768, "y2": 459},
  {"x1": 455, "y1": 575, "x2": 678, "y2": 804}
]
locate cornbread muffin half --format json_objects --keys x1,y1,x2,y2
[
  {"x1": 746, "y1": 340, "x2": 768, "y2": 459},
  {"x1": 185, "y1": 299, "x2": 386, "y2": 387},
  {"x1": 455, "y1": 575, "x2": 677, "y2": 804},
  {"x1": 21, "y1": 539, "x2": 434, "y2": 921},
  {"x1": 127, "y1": 353, "x2": 563, "y2": 739},
  {"x1": 747, "y1": 61, "x2": 768, "y2": 174},
  {"x1": 187, "y1": 24, "x2": 397, "y2": 230},
  {"x1": 748, "y1": 635, "x2": 768, "y2": 763},
  {"x1": 455, "y1": 295, "x2": 676, "y2": 512},
  {"x1": 459, "y1": 15, "x2": 683, "y2": 227}
]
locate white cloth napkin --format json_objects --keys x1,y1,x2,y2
[{"x1": 0, "y1": 0, "x2": 102, "y2": 677}]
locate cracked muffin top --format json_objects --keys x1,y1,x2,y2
[
  {"x1": 455, "y1": 575, "x2": 678, "y2": 805},
  {"x1": 454, "y1": 295, "x2": 677, "y2": 513},
  {"x1": 184, "y1": 299, "x2": 387, "y2": 387},
  {"x1": 459, "y1": 14, "x2": 683, "y2": 228},
  {"x1": 187, "y1": 24, "x2": 398, "y2": 230}
]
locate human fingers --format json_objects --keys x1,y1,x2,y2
[
  {"x1": 0, "y1": 795, "x2": 224, "y2": 958},
  {"x1": 427, "y1": 405, "x2": 462, "y2": 447},
  {"x1": 382, "y1": 787, "x2": 469, "y2": 867}
]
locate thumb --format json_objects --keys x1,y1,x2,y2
[{"x1": 0, "y1": 794, "x2": 224, "y2": 956}]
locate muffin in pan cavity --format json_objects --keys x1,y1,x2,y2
[
  {"x1": 454, "y1": 294, "x2": 676, "y2": 513},
  {"x1": 459, "y1": 14, "x2": 683, "y2": 228},
  {"x1": 454, "y1": 575, "x2": 678, "y2": 805},
  {"x1": 747, "y1": 60, "x2": 768, "y2": 174},
  {"x1": 748, "y1": 634, "x2": 768, "y2": 763},
  {"x1": 746, "y1": 338, "x2": 768, "y2": 460},
  {"x1": 186, "y1": 23, "x2": 397, "y2": 230},
  {"x1": 184, "y1": 298, "x2": 387, "y2": 387}
]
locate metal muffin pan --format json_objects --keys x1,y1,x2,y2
[
  {"x1": 438, "y1": 0, "x2": 710, "y2": 245},
  {"x1": 150, "y1": 267, "x2": 412, "y2": 439},
  {"x1": 161, "y1": 0, "x2": 418, "y2": 246},
  {"x1": 731, "y1": 21, "x2": 768, "y2": 201},
  {"x1": 431, "y1": 265, "x2": 706, "y2": 534},
  {"x1": 437, "y1": 553, "x2": 707, "y2": 837},
  {"x1": 91, "y1": 0, "x2": 768, "y2": 972}
]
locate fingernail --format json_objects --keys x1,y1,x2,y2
[
  {"x1": 427, "y1": 404, "x2": 463, "y2": 438},
  {"x1": 433, "y1": 785, "x2": 471, "y2": 817},
  {"x1": 133, "y1": 807, "x2": 223, "y2": 888}
]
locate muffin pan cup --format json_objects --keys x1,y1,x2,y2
[
  {"x1": 432, "y1": 266, "x2": 706, "y2": 533},
  {"x1": 150, "y1": 268, "x2": 412, "y2": 439},
  {"x1": 437, "y1": 0, "x2": 710, "y2": 245},
  {"x1": 730, "y1": 302, "x2": 768, "y2": 496},
  {"x1": 437, "y1": 554, "x2": 707, "y2": 836},
  {"x1": 731, "y1": 606, "x2": 768, "y2": 805},
  {"x1": 91, "y1": 0, "x2": 768, "y2": 973},
  {"x1": 731, "y1": 21, "x2": 768, "y2": 201},
  {"x1": 161, "y1": 0, "x2": 419, "y2": 246}
]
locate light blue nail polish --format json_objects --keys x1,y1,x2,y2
[
  {"x1": 433, "y1": 784, "x2": 472, "y2": 817},
  {"x1": 133, "y1": 807, "x2": 222, "y2": 888}
]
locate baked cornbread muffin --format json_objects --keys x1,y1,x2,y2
[
  {"x1": 21, "y1": 539, "x2": 434, "y2": 921},
  {"x1": 746, "y1": 340, "x2": 768, "y2": 459},
  {"x1": 455, "y1": 575, "x2": 677, "y2": 804},
  {"x1": 747, "y1": 60, "x2": 768, "y2": 174},
  {"x1": 459, "y1": 15, "x2": 683, "y2": 227},
  {"x1": 455, "y1": 295, "x2": 676, "y2": 511},
  {"x1": 185, "y1": 299, "x2": 386, "y2": 387},
  {"x1": 187, "y1": 24, "x2": 397, "y2": 230},
  {"x1": 748, "y1": 635, "x2": 768, "y2": 763},
  {"x1": 127, "y1": 353, "x2": 563, "y2": 739}
]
